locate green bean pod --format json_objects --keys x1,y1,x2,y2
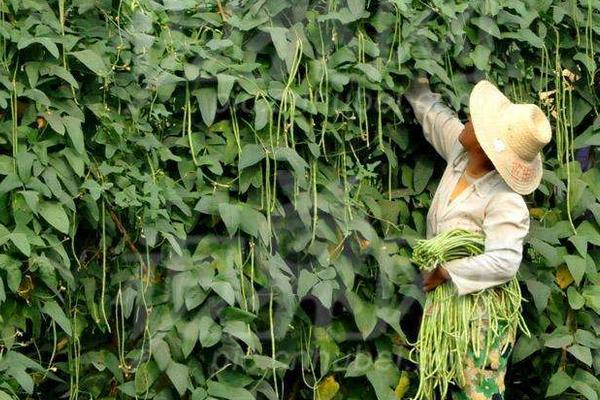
[{"x1": 411, "y1": 229, "x2": 530, "y2": 399}]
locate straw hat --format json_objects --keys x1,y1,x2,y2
[{"x1": 469, "y1": 80, "x2": 552, "y2": 195}]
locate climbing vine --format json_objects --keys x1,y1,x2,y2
[{"x1": 0, "y1": 0, "x2": 599, "y2": 399}]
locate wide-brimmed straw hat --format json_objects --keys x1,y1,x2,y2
[{"x1": 469, "y1": 80, "x2": 552, "y2": 195}]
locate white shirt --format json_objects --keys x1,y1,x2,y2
[{"x1": 405, "y1": 84, "x2": 530, "y2": 296}]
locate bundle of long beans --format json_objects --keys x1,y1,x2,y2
[
  {"x1": 412, "y1": 229, "x2": 485, "y2": 272},
  {"x1": 409, "y1": 229, "x2": 530, "y2": 400}
]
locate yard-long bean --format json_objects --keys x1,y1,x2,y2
[{"x1": 410, "y1": 229, "x2": 530, "y2": 400}]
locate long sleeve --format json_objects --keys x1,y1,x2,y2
[
  {"x1": 443, "y1": 191, "x2": 530, "y2": 295},
  {"x1": 404, "y1": 80, "x2": 464, "y2": 161}
]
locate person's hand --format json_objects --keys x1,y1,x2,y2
[
  {"x1": 421, "y1": 266, "x2": 450, "y2": 292},
  {"x1": 405, "y1": 72, "x2": 432, "y2": 101}
]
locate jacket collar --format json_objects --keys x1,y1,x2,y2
[{"x1": 452, "y1": 151, "x2": 502, "y2": 197}]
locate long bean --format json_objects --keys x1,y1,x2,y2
[{"x1": 410, "y1": 229, "x2": 530, "y2": 399}]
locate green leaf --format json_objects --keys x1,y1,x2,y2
[
  {"x1": 134, "y1": 363, "x2": 152, "y2": 394},
  {"x1": 63, "y1": 116, "x2": 85, "y2": 155},
  {"x1": 529, "y1": 239, "x2": 561, "y2": 267},
  {"x1": 568, "y1": 287, "x2": 585, "y2": 310},
  {"x1": 345, "y1": 352, "x2": 373, "y2": 377},
  {"x1": 220, "y1": 307, "x2": 257, "y2": 324},
  {"x1": 413, "y1": 157, "x2": 434, "y2": 194},
  {"x1": 574, "y1": 329, "x2": 600, "y2": 349},
  {"x1": 8, "y1": 366, "x2": 33, "y2": 394},
  {"x1": 218, "y1": 203, "x2": 241, "y2": 237},
  {"x1": 263, "y1": 27, "x2": 290, "y2": 65},
  {"x1": 18, "y1": 37, "x2": 59, "y2": 58},
  {"x1": 573, "y1": 370, "x2": 600, "y2": 393},
  {"x1": 42, "y1": 300, "x2": 72, "y2": 336},
  {"x1": 207, "y1": 380, "x2": 254, "y2": 400},
  {"x1": 0, "y1": 174, "x2": 21, "y2": 194},
  {"x1": 569, "y1": 235, "x2": 588, "y2": 257},
  {"x1": 272, "y1": 147, "x2": 309, "y2": 184},
  {"x1": 355, "y1": 63, "x2": 381, "y2": 82},
  {"x1": 471, "y1": 16, "x2": 501, "y2": 38},
  {"x1": 298, "y1": 270, "x2": 319, "y2": 298},
  {"x1": 376, "y1": 306, "x2": 405, "y2": 338},
  {"x1": 545, "y1": 331, "x2": 573, "y2": 349},
  {"x1": 501, "y1": 29, "x2": 544, "y2": 48},
  {"x1": 567, "y1": 344, "x2": 593, "y2": 366},
  {"x1": 198, "y1": 315, "x2": 222, "y2": 347},
  {"x1": 151, "y1": 339, "x2": 171, "y2": 371},
  {"x1": 346, "y1": 290, "x2": 377, "y2": 339},
  {"x1": 574, "y1": 125, "x2": 600, "y2": 149},
  {"x1": 414, "y1": 59, "x2": 452, "y2": 86},
  {"x1": 223, "y1": 320, "x2": 261, "y2": 351},
  {"x1": 0, "y1": 255, "x2": 22, "y2": 292},
  {"x1": 45, "y1": 112, "x2": 65, "y2": 135},
  {"x1": 239, "y1": 205, "x2": 270, "y2": 244},
  {"x1": 583, "y1": 286, "x2": 600, "y2": 314},
  {"x1": 471, "y1": 45, "x2": 491, "y2": 71},
  {"x1": 571, "y1": 380, "x2": 598, "y2": 400},
  {"x1": 71, "y1": 49, "x2": 110, "y2": 76},
  {"x1": 195, "y1": 87, "x2": 217, "y2": 126},
  {"x1": 246, "y1": 354, "x2": 288, "y2": 371},
  {"x1": 166, "y1": 362, "x2": 190, "y2": 396},
  {"x1": 47, "y1": 65, "x2": 79, "y2": 88},
  {"x1": 564, "y1": 255, "x2": 586, "y2": 286},
  {"x1": 20, "y1": 190, "x2": 40, "y2": 214},
  {"x1": 348, "y1": 0, "x2": 365, "y2": 18},
  {"x1": 0, "y1": 280, "x2": 6, "y2": 304},
  {"x1": 192, "y1": 388, "x2": 208, "y2": 400},
  {"x1": 39, "y1": 202, "x2": 70, "y2": 234},
  {"x1": 526, "y1": 280, "x2": 551, "y2": 312},
  {"x1": 177, "y1": 319, "x2": 199, "y2": 358},
  {"x1": 183, "y1": 63, "x2": 199, "y2": 81},
  {"x1": 217, "y1": 74, "x2": 235, "y2": 106},
  {"x1": 312, "y1": 280, "x2": 334, "y2": 309},
  {"x1": 254, "y1": 97, "x2": 270, "y2": 131},
  {"x1": 366, "y1": 357, "x2": 399, "y2": 400},
  {"x1": 0, "y1": 390, "x2": 13, "y2": 400},
  {"x1": 545, "y1": 371, "x2": 572, "y2": 397},
  {"x1": 239, "y1": 144, "x2": 265, "y2": 170},
  {"x1": 163, "y1": 0, "x2": 196, "y2": 10},
  {"x1": 8, "y1": 233, "x2": 30, "y2": 256},
  {"x1": 574, "y1": 52, "x2": 597, "y2": 75},
  {"x1": 211, "y1": 280, "x2": 235, "y2": 306},
  {"x1": 23, "y1": 88, "x2": 51, "y2": 106}
]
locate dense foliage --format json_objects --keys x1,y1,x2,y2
[{"x1": 0, "y1": 0, "x2": 599, "y2": 399}]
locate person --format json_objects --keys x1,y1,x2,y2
[{"x1": 404, "y1": 75, "x2": 552, "y2": 399}]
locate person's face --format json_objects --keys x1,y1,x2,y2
[{"x1": 458, "y1": 116, "x2": 480, "y2": 152}]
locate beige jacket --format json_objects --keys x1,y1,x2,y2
[{"x1": 405, "y1": 85, "x2": 530, "y2": 295}]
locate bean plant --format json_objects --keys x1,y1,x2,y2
[{"x1": 0, "y1": 0, "x2": 598, "y2": 399}]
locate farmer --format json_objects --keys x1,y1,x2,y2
[{"x1": 404, "y1": 75, "x2": 552, "y2": 399}]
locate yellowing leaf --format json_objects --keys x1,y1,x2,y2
[
  {"x1": 529, "y1": 207, "x2": 546, "y2": 219},
  {"x1": 394, "y1": 372, "x2": 410, "y2": 398},
  {"x1": 556, "y1": 264, "x2": 574, "y2": 289},
  {"x1": 316, "y1": 375, "x2": 340, "y2": 400},
  {"x1": 357, "y1": 236, "x2": 370, "y2": 250}
]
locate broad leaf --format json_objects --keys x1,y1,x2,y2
[
  {"x1": 71, "y1": 49, "x2": 110, "y2": 76},
  {"x1": 42, "y1": 300, "x2": 72, "y2": 336},
  {"x1": 39, "y1": 202, "x2": 70, "y2": 234}
]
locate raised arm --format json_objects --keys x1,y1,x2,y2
[
  {"x1": 404, "y1": 77, "x2": 464, "y2": 161},
  {"x1": 442, "y1": 191, "x2": 530, "y2": 295}
]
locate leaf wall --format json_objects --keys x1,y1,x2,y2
[{"x1": 0, "y1": 0, "x2": 599, "y2": 399}]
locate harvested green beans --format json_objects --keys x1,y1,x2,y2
[{"x1": 410, "y1": 229, "x2": 530, "y2": 400}]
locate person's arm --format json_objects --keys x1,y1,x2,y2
[
  {"x1": 442, "y1": 191, "x2": 530, "y2": 295},
  {"x1": 404, "y1": 76, "x2": 464, "y2": 161}
]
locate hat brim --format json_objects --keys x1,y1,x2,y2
[{"x1": 469, "y1": 81, "x2": 544, "y2": 195}]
